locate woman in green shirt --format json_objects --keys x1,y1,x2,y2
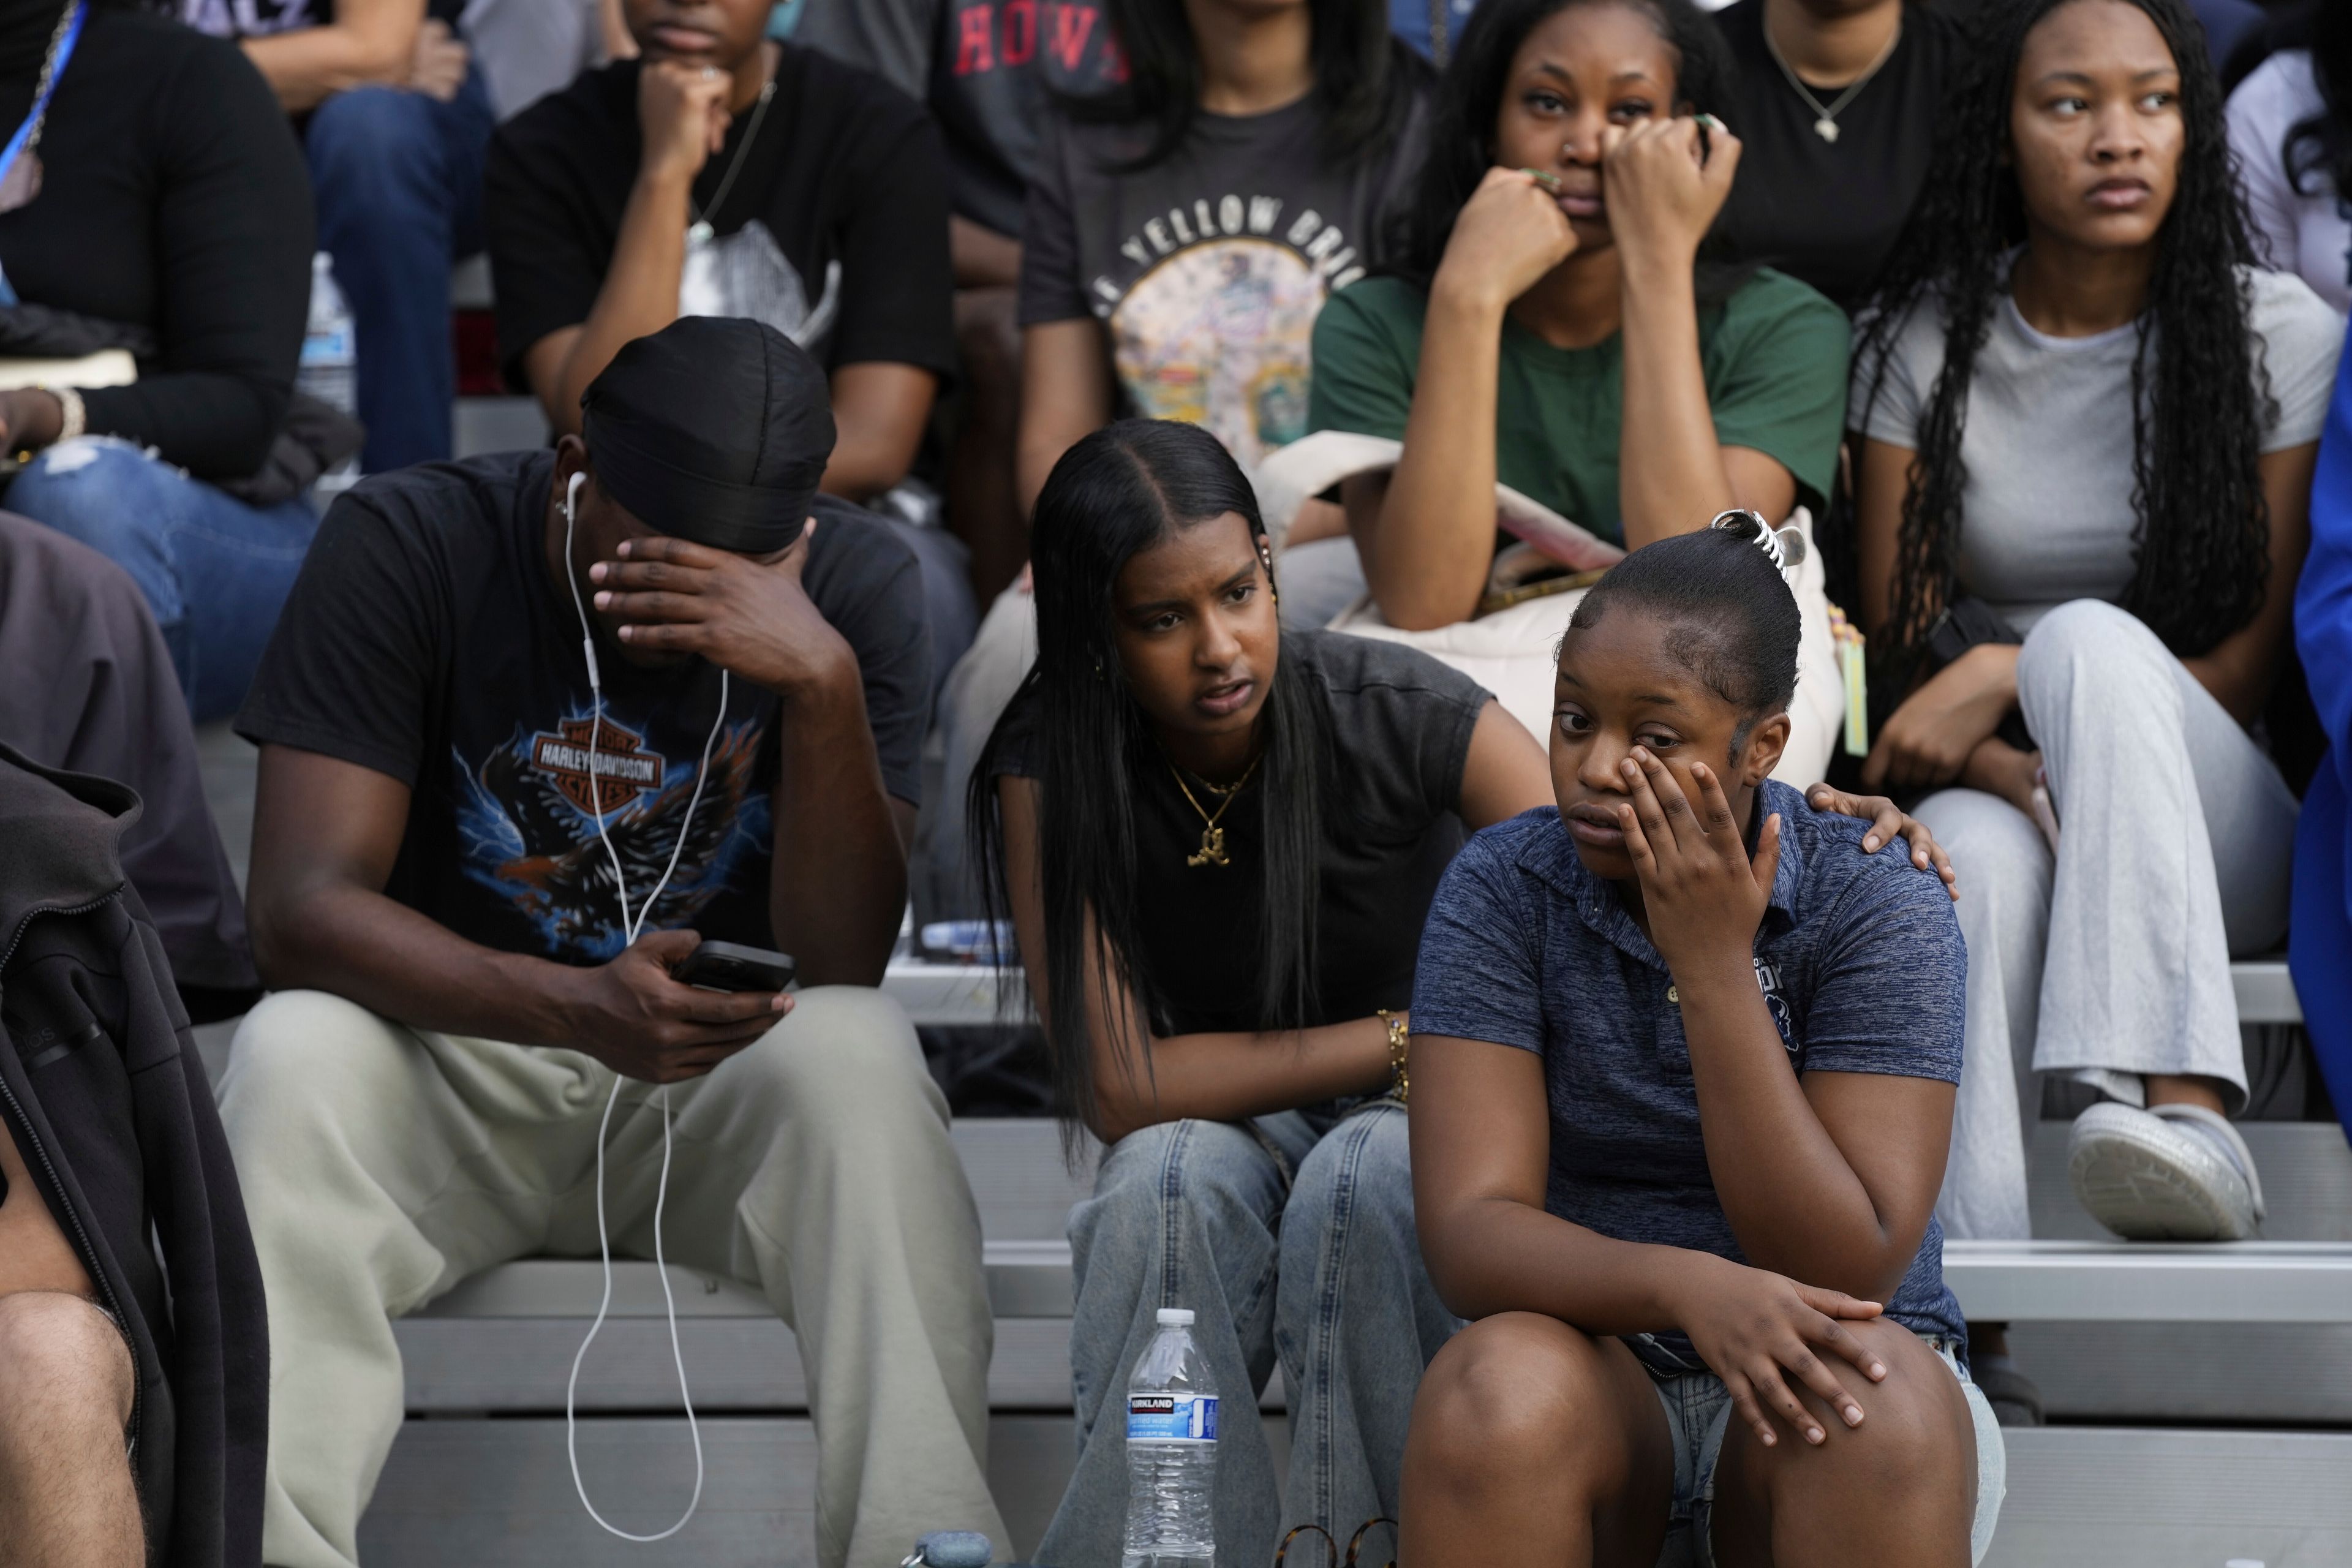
[{"x1": 1306, "y1": 0, "x2": 1850, "y2": 633}]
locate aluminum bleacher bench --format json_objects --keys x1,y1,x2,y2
[
  {"x1": 358, "y1": 965, "x2": 2352, "y2": 1567},
  {"x1": 892, "y1": 954, "x2": 2305, "y2": 1027}
]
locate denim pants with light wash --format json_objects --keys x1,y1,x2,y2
[
  {"x1": 8, "y1": 438, "x2": 320, "y2": 723},
  {"x1": 1644, "y1": 1333, "x2": 2005, "y2": 1567},
  {"x1": 1040, "y1": 1102, "x2": 1458, "y2": 1565},
  {"x1": 307, "y1": 66, "x2": 494, "y2": 474}
]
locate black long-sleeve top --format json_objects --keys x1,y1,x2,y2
[{"x1": 0, "y1": 4, "x2": 311, "y2": 479}]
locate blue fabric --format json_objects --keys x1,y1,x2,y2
[
  {"x1": 2291, "y1": 317, "x2": 2352, "y2": 1147},
  {"x1": 1390, "y1": 0, "x2": 1480, "y2": 59},
  {"x1": 1410, "y1": 780, "x2": 1969, "y2": 1363},
  {"x1": 2192, "y1": 0, "x2": 2263, "y2": 75},
  {"x1": 306, "y1": 65, "x2": 494, "y2": 474},
  {"x1": 1648, "y1": 1333, "x2": 2005, "y2": 1567},
  {"x1": 7, "y1": 438, "x2": 320, "y2": 723}
]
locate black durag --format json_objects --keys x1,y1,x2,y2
[{"x1": 580, "y1": 317, "x2": 836, "y2": 553}]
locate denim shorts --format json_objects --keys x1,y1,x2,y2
[{"x1": 1644, "y1": 1332, "x2": 2005, "y2": 1567}]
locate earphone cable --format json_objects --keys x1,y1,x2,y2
[
  {"x1": 565, "y1": 1077, "x2": 704, "y2": 1542},
  {"x1": 556, "y1": 470, "x2": 725, "y2": 1540}
]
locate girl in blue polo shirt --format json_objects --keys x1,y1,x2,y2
[{"x1": 1401, "y1": 514, "x2": 2003, "y2": 1565}]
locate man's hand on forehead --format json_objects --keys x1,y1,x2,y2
[{"x1": 587, "y1": 519, "x2": 858, "y2": 701}]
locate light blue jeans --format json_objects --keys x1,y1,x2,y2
[
  {"x1": 7, "y1": 438, "x2": 321, "y2": 722},
  {"x1": 1646, "y1": 1333, "x2": 2004, "y2": 1567},
  {"x1": 1041, "y1": 1102, "x2": 1457, "y2": 1565}
]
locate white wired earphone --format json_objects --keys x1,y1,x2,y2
[{"x1": 559, "y1": 469, "x2": 731, "y2": 1541}]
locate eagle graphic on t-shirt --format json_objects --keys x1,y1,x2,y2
[{"x1": 450, "y1": 713, "x2": 771, "y2": 960}]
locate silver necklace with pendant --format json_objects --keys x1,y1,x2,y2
[
  {"x1": 1760, "y1": 6, "x2": 1901, "y2": 145},
  {"x1": 687, "y1": 71, "x2": 777, "y2": 246}
]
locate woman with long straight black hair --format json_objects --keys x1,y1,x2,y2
[
  {"x1": 1847, "y1": 0, "x2": 2341, "y2": 1412},
  {"x1": 924, "y1": 0, "x2": 1433, "y2": 927},
  {"x1": 970, "y1": 418, "x2": 1951, "y2": 1558}
]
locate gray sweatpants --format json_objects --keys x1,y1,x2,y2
[
  {"x1": 1913, "y1": 600, "x2": 2297, "y2": 1242},
  {"x1": 217, "y1": 985, "x2": 1006, "y2": 1568}
]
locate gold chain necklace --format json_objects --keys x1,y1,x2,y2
[{"x1": 1168, "y1": 754, "x2": 1263, "y2": 868}]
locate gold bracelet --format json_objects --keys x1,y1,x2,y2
[{"x1": 1376, "y1": 1008, "x2": 1409, "y2": 1104}]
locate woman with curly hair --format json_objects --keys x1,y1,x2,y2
[{"x1": 1847, "y1": 0, "x2": 2340, "y2": 1398}]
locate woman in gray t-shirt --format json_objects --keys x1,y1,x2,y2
[{"x1": 1844, "y1": 0, "x2": 2342, "y2": 1396}]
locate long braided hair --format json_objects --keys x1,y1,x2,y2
[{"x1": 1852, "y1": 0, "x2": 2272, "y2": 683}]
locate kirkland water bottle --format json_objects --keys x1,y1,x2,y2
[
  {"x1": 299, "y1": 253, "x2": 356, "y2": 415},
  {"x1": 300, "y1": 252, "x2": 360, "y2": 494},
  {"x1": 1123, "y1": 1306, "x2": 1218, "y2": 1568}
]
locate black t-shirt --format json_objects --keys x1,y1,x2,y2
[
  {"x1": 797, "y1": 0, "x2": 1122, "y2": 239},
  {"x1": 1018, "y1": 81, "x2": 1430, "y2": 470},
  {"x1": 0, "y1": 7, "x2": 309, "y2": 478},
  {"x1": 992, "y1": 632, "x2": 1488, "y2": 1033},
  {"x1": 236, "y1": 450, "x2": 931, "y2": 965},
  {"x1": 484, "y1": 46, "x2": 956, "y2": 390},
  {"x1": 1710, "y1": 0, "x2": 1956, "y2": 312}
]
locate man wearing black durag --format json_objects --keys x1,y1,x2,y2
[{"x1": 219, "y1": 317, "x2": 1006, "y2": 1567}]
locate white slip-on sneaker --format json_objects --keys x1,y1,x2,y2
[{"x1": 2067, "y1": 1101, "x2": 2265, "y2": 1241}]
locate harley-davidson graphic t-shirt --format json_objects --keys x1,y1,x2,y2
[
  {"x1": 236, "y1": 450, "x2": 931, "y2": 965},
  {"x1": 1017, "y1": 81, "x2": 1428, "y2": 469}
]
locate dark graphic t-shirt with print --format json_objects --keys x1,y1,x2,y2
[
  {"x1": 989, "y1": 632, "x2": 1487, "y2": 1034},
  {"x1": 797, "y1": 0, "x2": 1125, "y2": 238},
  {"x1": 485, "y1": 45, "x2": 955, "y2": 393},
  {"x1": 1018, "y1": 88, "x2": 1427, "y2": 470},
  {"x1": 236, "y1": 450, "x2": 930, "y2": 963}
]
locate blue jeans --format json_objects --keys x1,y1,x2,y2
[
  {"x1": 1645, "y1": 1334, "x2": 2005, "y2": 1567},
  {"x1": 307, "y1": 67, "x2": 494, "y2": 474},
  {"x1": 8, "y1": 439, "x2": 321, "y2": 722},
  {"x1": 1044, "y1": 1104, "x2": 1457, "y2": 1564}
]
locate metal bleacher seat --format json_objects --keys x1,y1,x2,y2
[
  {"x1": 350, "y1": 957, "x2": 2352, "y2": 1567},
  {"x1": 181, "y1": 720, "x2": 2346, "y2": 1565}
]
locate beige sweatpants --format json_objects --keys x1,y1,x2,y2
[{"x1": 216, "y1": 984, "x2": 1006, "y2": 1568}]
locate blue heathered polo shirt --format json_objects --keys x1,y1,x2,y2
[{"x1": 1411, "y1": 779, "x2": 1969, "y2": 1369}]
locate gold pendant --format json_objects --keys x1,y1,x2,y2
[{"x1": 1187, "y1": 824, "x2": 1229, "y2": 868}]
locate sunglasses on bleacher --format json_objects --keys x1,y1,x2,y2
[{"x1": 1276, "y1": 1518, "x2": 1397, "y2": 1568}]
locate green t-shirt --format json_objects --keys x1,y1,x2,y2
[{"x1": 1305, "y1": 268, "x2": 1850, "y2": 545}]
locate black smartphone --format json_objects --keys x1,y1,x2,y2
[{"x1": 673, "y1": 940, "x2": 797, "y2": 993}]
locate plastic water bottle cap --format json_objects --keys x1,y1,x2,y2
[
  {"x1": 914, "y1": 1530, "x2": 993, "y2": 1567},
  {"x1": 1156, "y1": 1307, "x2": 1195, "y2": 1327}
]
